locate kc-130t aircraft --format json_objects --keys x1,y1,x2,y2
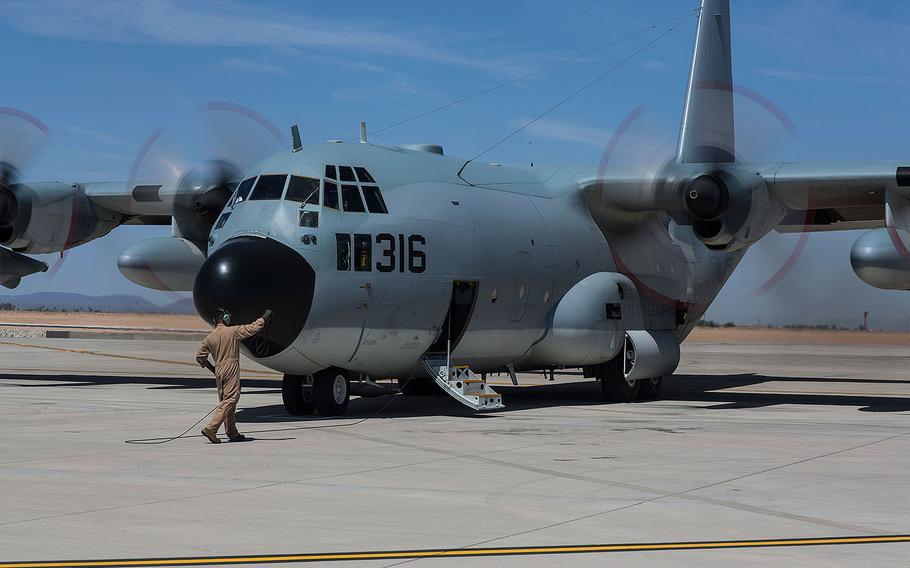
[{"x1": 1, "y1": 0, "x2": 907, "y2": 416}]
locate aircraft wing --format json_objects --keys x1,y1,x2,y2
[
  {"x1": 761, "y1": 162, "x2": 906, "y2": 234},
  {"x1": 82, "y1": 180, "x2": 182, "y2": 225}
]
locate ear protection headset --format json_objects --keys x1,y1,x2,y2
[{"x1": 214, "y1": 308, "x2": 231, "y2": 326}]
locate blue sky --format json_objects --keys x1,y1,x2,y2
[{"x1": 2, "y1": 0, "x2": 910, "y2": 328}]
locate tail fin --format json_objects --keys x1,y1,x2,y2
[{"x1": 676, "y1": 0, "x2": 734, "y2": 164}]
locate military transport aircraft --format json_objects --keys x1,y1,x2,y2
[{"x1": 1, "y1": 0, "x2": 907, "y2": 416}]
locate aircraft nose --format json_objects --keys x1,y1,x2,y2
[{"x1": 193, "y1": 237, "x2": 315, "y2": 358}]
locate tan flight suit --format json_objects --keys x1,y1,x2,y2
[{"x1": 196, "y1": 318, "x2": 265, "y2": 438}]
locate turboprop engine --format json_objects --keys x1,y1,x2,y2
[
  {"x1": 116, "y1": 161, "x2": 238, "y2": 292},
  {"x1": 0, "y1": 179, "x2": 121, "y2": 254},
  {"x1": 601, "y1": 163, "x2": 786, "y2": 252}
]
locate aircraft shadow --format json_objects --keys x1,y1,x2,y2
[{"x1": 2, "y1": 372, "x2": 909, "y2": 417}]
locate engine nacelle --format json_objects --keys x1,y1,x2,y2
[
  {"x1": 850, "y1": 228, "x2": 910, "y2": 290},
  {"x1": 1, "y1": 182, "x2": 122, "y2": 254},
  {"x1": 684, "y1": 169, "x2": 784, "y2": 252},
  {"x1": 622, "y1": 330, "x2": 680, "y2": 380},
  {"x1": 118, "y1": 237, "x2": 206, "y2": 291},
  {"x1": 596, "y1": 164, "x2": 786, "y2": 253}
]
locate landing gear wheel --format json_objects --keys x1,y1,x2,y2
[
  {"x1": 313, "y1": 368, "x2": 350, "y2": 416},
  {"x1": 599, "y1": 355, "x2": 640, "y2": 402},
  {"x1": 398, "y1": 376, "x2": 443, "y2": 396},
  {"x1": 638, "y1": 377, "x2": 663, "y2": 400},
  {"x1": 282, "y1": 374, "x2": 314, "y2": 415}
]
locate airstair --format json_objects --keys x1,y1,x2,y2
[{"x1": 420, "y1": 356, "x2": 505, "y2": 411}]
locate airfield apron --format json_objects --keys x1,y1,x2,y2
[{"x1": 196, "y1": 318, "x2": 266, "y2": 436}]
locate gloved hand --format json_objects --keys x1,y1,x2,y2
[{"x1": 262, "y1": 308, "x2": 273, "y2": 322}]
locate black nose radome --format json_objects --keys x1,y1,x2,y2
[{"x1": 193, "y1": 237, "x2": 315, "y2": 358}]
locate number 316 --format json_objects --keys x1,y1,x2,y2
[{"x1": 376, "y1": 233, "x2": 426, "y2": 273}]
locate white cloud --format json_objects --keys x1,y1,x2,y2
[
  {"x1": 642, "y1": 59, "x2": 668, "y2": 72},
  {"x1": 510, "y1": 117, "x2": 613, "y2": 148},
  {"x1": 757, "y1": 67, "x2": 910, "y2": 88},
  {"x1": 216, "y1": 58, "x2": 289, "y2": 75},
  {"x1": 1, "y1": 0, "x2": 530, "y2": 76},
  {"x1": 63, "y1": 125, "x2": 125, "y2": 146}
]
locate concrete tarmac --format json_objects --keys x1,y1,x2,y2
[{"x1": 1, "y1": 337, "x2": 909, "y2": 566}]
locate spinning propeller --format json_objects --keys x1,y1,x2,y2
[
  {"x1": 0, "y1": 108, "x2": 52, "y2": 287},
  {"x1": 127, "y1": 102, "x2": 285, "y2": 254}
]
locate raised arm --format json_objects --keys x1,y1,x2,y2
[{"x1": 234, "y1": 310, "x2": 272, "y2": 340}]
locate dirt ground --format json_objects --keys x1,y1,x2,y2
[
  {"x1": 687, "y1": 326, "x2": 910, "y2": 346},
  {"x1": 0, "y1": 310, "x2": 907, "y2": 345},
  {"x1": 0, "y1": 310, "x2": 208, "y2": 330}
]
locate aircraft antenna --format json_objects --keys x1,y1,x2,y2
[
  {"x1": 462, "y1": 11, "x2": 697, "y2": 169},
  {"x1": 357, "y1": 9, "x2": 697, "y2": 141},
  {"x1": 290, "y1": 124, "x2": 302, "y2": 152},
  {"x1": 360, "y1": 121, "x2": 367, "y2": 144}
]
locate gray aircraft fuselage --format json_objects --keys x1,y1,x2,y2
[{"x1": 200, "y1": 141, "x2": 740, "y2": 378}]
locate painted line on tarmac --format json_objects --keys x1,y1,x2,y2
[
  {"x1": 3, "y1": 535, "x2": 910, "y2": 567},
  {"x1": 0, "y1": 340, "x2": 280, "y2": 377}
]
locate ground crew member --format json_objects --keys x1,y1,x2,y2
[{"x1": 196, "y1": 308, "x2": 272, "y2": 444}]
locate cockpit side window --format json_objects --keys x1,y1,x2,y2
[
  {"x1": 341, "y1": 185, "x2": 365, "y2": 212},
  {"x1": 214, "y1": 211, "x2": 231, "y2": 230},
  {"x1": 285, "y1": 176, "x2": 320, "y2": 204},
  {"x1": 339, "y1": 166, "x2": 356, "y2": 182},
  {"x1": 354, "y1": 167, "x2": 375, "y2": 183},
  {"x1": 324, "y1": 165, "x2": 386, "y2": 213},
  {"x1": 232, "y1": 177, "x2": 257, "y2": 205},
  {"x1": 335, "y1": 234, "x2": 351, "y2": 271},
  {"x1": 324, "y1": 180, "x2": 339, "y2": 209},
  {"x1": 361, "y1": 185, "x2": 388, "y2": 214},
  {"x1": 249, "y1": 174, "x2": 288, "y2": 201}
]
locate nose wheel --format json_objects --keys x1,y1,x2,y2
[
  {"x1": 282, "y1": 374, "x2": 315, "y2": 415},
  {"x1": 313, "y1": 368, "x2": 351, "y2": 416}
]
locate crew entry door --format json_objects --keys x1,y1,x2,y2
[{"x1": 426, "y1": 281, "x2": 478, "y2": 356}]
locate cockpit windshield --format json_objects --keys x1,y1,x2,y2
[
  {"x1": 249, "y1": 174, "x2": 288, "y2": 200},
  {"x1": 285, "y1": 176, "x2": 320, "y2": 205},
  {"x1": 231, "y1": 177, "x2": 257, "y2": 206}
]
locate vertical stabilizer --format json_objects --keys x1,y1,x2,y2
[{"x1": 676, "y1": 0, "x2": 734, "y2": 164}]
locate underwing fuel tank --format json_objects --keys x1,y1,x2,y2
[
  {"x1": 118, "y1": 237, "x2": 206, "y2": 291},
  {"x1": 850, "y1": 228, "x2": 910, "y2": 290}
]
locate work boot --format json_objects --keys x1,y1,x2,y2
[
  {"x1": 201, "y1": 427, "x2": 221, "y2": 444},
  {"x1": 228, "y1": 433, "x2": 247, "y2": 442}
]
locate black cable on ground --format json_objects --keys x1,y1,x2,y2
[
  {"x1": 123, "y1": 376, "x2": 416, "y2": 444},
  {"x1": 124, "y1": 408, "x2": 216, "y2": 445}
]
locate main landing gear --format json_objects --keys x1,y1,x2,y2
[
  {"x1": 597, "y1": 355, "x2": 663, "y2": 403},
  {"x1": 282, "y1": 368, "x2": 351, "y2": 416}
]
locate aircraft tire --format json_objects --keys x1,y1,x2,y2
[
  {"x1": 282, "y1": 374, "x2": 315, "y2": 415},
  {"x1": 599, "y1": 355, "x2": 640, "y2": 402},
  {"x1": 313, "y1": 368, "x2": 351, "y2": 416},
  {"x1": 398, "y1": 376, "x2": 443, "y2": 396},
  {"x1": 637, "y1": 377, "x2": 663, "y2": 400}
]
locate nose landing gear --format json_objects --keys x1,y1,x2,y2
[
  {"x1": 282, "y1": 374, "x2": 315, "y2": 415},
  {"x1": 282, "y1": 369, "x2": 351, "y2": 417},
  {"x1": 314, "y1": 368, "x2": 351, "y2": 416}
]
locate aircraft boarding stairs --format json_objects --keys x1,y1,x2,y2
[{"x1": 420, "y1": 356, "x2": 505, "y2": 411}]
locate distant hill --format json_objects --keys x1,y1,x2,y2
[{"x1": 0, "y1": 292, "x2": 196, "y2": 314}]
